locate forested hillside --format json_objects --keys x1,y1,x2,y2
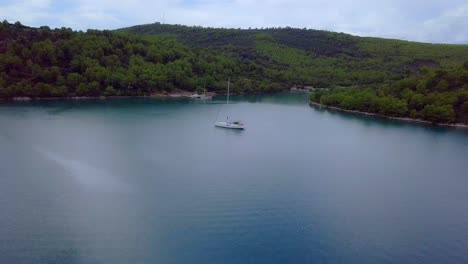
[
  {"x1": 1, "y1": 21, "x2": 268, "y2": 98},
  {"x1": 310, "y1": 61, "x2": 468, "y2": 124},
  {"x1": 1, "y1": 21, "x2": 468, "y2": 99},
  {"x1": 122, "y1": 23, "x2": 468, "y2": 87}
]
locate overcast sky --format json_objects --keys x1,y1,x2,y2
[{"x1": 1, "y1": 0, "x2": 467, "y2": 44}]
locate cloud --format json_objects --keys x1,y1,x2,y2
[
  {"x1": 0, "y1": 0, "x2": 53, "y2": 25},
  {"x1": 421, "y1": 4, "x2": 468, "y2": 43},
  {"x1": 0, "y1": 0, "x2": 467, "y2": 44}
]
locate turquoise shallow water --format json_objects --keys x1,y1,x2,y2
[{"x1": 1, "y1": 93, "x2": 468, "y2": 264}]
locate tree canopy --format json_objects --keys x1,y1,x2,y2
[
  {"x1": 0, "y1": 22, "x2": 287, "y2": 98},
  {"x1": 310, "y1": 61, "x2": 468, "y2": 124},
  {"x1": 1, "y1": 21, "x2": 467, "y2": 109}
]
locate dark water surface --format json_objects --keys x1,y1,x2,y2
[{"x1": 1, "y1": 94, "x2": 467, "y2": 264}]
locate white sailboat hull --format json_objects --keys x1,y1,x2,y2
[
  {"x1": 214, "y1": 78, "x2": 245, "y2": 130},
  {"x1": 215, "y1": 122, "x2": 245, "y2": 130}
]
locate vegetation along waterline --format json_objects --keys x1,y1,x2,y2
[
  {"x1": 1, "y1": 20, "x2": 467, "y2": 125},
  {"x1": 309, "y1": 102, "x2": 468, "y2": 129},
  {"x1": 310, "y1": 61, "x2": 468, "y2": 125},
  {"x1": 2, "y1": 20, "x2": 468, "y2": 97}
]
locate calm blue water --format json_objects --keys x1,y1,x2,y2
[{"x1": 1, "y1": 93, "x2": 468, "y2": 264}]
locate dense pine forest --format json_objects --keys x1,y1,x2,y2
[
  {"x1": 1, "y1": 21, "x2": 257, "y2": 97},
  {"x1": 122, "y1": 23, "x2": 468, "y2": 87},
  {"x1": 1, "y1": 20, "x2": 468, "y2": 123},
  {"x1": 310, "y1": 61, "x2": 468, "y2": 124}
]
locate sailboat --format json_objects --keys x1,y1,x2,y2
[{"x1": 214, "y1": 78, "x2": 245, "y2": 130}]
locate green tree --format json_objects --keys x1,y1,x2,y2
[
  {"x1": 408, "y1": 93, "x2": 425, "y2": 111},
  {"x1": 31, "y1": 40, "x2": 56, "y2": 65},
  {"x1": 67, "y1": 73, "x2": 84, "y2": 89},
  {"x1": 435, "y1": 80, "x2": 449, "y2": 92},
  {"x1": 104, "y1": 86, "x2": 117, "y2": 96},
  {"x1": 75, "y1": 83, "x2": 90, "y2": 96},
  {"x1": 88, "y1": 81, "x2": 101, "y2": 96},
  {"x1": 421, "y1": 104, "x2": 456, "y2": 123}
]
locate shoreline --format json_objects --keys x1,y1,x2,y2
[
  {"x1": 4, "y1": 94, "x2": 467, "y2": 129},
  {"x1": 0, "y1": 90, "x2": 289, "y2": 102},
  {"x1": 309, "y1": 101, "x2": 468, "y2": 129},
  {"x1": 0, "y1": 91, "x2": 218, "y2": 102}
]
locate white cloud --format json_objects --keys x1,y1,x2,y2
[
  {"x1": 421, "y1": 5, "x2": 468, "y2": 43},
  {"x1": 0, "y1": 0, "x2": 52, "y2": 25},
  {"x1": 1, "y1": 0, "x2": 467, "y2": 44}
]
